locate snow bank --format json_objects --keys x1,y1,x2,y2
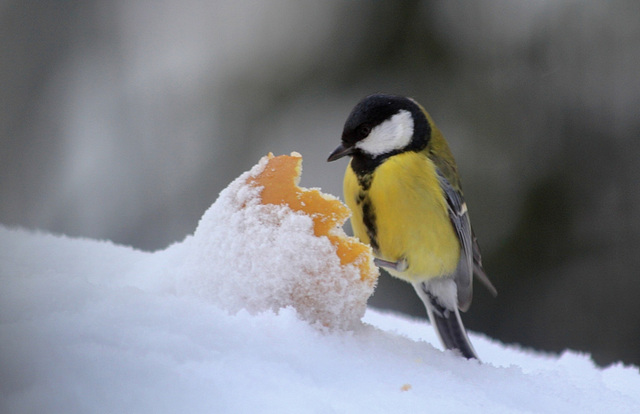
[{"x1": 1, "y1": 155, "x2": 639, "y2": 413}]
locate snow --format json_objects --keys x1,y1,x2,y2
[
  {"x1": 178, "y1": 155, "x2": 375, "y2": 330},
  {"x1": 2, "y1": 159, "x2": 639, "y2": 414}
]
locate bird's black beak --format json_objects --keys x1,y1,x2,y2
[{"x1": 327, "y1": 143, "x2": 354, "y2": 162}]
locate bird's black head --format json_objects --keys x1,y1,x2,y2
[{"x1": 327, "y1": 94, "x2": 431, "y2": 166}]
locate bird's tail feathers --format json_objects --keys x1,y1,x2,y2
[{"x1": 422, "y1": 290, "x2": 478, "y2": 360}]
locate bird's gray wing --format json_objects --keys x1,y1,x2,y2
[
  {"x1": 436, "y1": 169, "x2": 474, "y2": 311},
  {"x1": 436, "y1": 170, "x2": 497, "y2": 310}
]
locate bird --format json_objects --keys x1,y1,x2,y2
[{"x1": 328, "y1": 94, "x2": 496, "y2": 359}]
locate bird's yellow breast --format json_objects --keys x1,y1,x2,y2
[{"x1": 344, "y1": 151, "x2": 460, "y2": 282}]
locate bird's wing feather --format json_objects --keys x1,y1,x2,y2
[
  {"x1": 471, "y1": 229, "x2": 498, "y2": 297},
  {"x1": 436, "y1": 169, "x2": 474, "y2": 310},
  {"x1": 436, "y1": 170, "x2": 497, "y2": 309}
]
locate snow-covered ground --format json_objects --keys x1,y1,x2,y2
[{"x1": 2, "y1": 158, "x2": 639, "y2": 413}]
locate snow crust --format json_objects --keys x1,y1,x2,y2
[{"x1": 1, "y1": 159, "x2": 639, "y2": 413}]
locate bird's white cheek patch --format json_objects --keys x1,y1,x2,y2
[{"x1": 355, "y1": 110, "x2": 414, "y2": 157}]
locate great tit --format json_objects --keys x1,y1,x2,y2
[{"x1": 328, "y1": 94, "x2": 497, "y2": 359}]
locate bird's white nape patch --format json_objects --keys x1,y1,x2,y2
[{"x1": 355, "y1": 109, "x2": 414, "y2": 156}]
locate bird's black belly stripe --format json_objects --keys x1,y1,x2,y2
[
  {"x1": 361, "y1": 198, "x2": 378, "y2": 252},
  {"x1": 352, "y1": 169, "x2": 378, "y2": 251},
  {"x1": 357, "y1": 173, "x2": 373, "y2": 191}
]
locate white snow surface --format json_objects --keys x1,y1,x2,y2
[{"x1": 2, "y1": 161, "x2": 640, "y2": 413}]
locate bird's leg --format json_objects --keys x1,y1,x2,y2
[{"x1": 374, "y1": 257, "x2": 408, "y2": 272}]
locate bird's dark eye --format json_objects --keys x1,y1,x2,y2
[{"x1": 357, "y1": 124, "x2": 372, "y2": 139}]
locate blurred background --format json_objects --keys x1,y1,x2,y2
[{"x1": 2, "y1": 1, "x2": 639, "y2": 366}]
